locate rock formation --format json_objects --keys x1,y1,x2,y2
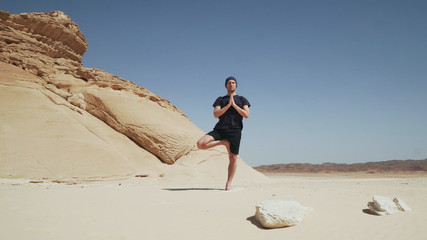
[{"x1": 0, "y1": 10, "x2": 268, "y2": 183}]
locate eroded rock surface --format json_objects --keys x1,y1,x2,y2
[
  {"x1": 0, "y1": 10, "x2": 202, "y2": 165},
  {"x1": 0, "y1": 11, "x2": 269, "y2": 183}
]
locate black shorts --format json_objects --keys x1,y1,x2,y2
[{"x1": 207, "y1": 128, "x2": 242, "y2": 155}]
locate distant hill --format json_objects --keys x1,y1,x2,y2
[{"x1": 254, "y1": 159, "x2": 427, "y2": 174}]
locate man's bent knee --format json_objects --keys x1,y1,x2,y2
[
  {"x1": 197, "y1": 135, "x2": 214, "y2": 149},
  {"x1": 197, "y1": 139, "x2": 206, "y2": 149}
]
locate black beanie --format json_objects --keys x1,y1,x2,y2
[{"x1": 225, "y1": 76, "x2": 237, "y2": 87}]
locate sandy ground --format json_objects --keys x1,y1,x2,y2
[{"x1": 1, "y1": 173, "x2": 426, "y2": 240}]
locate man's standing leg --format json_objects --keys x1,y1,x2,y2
[
  {"x1": 198, "y1": 133, "x2": 239, "y2": 191},
  {"x1": 225, "y1": 129, "x2": 241, "y2": 190},
  {"x1": 226, "y1": 153, "x2": 238, "y2": 190}
]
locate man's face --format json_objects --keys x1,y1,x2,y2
[{"x1": 226, "y1": 80, "x2": 237, "y2": 91}]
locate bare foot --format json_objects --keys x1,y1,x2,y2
[{"x1": 225, "y1": 183, "x2": 231, "y2": 191}]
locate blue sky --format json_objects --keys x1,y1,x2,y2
[{"x1": 4, "y1": 0, "x2": 427, "y2": 166}]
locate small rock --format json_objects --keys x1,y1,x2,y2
[
  {"x1": 255, "y1": 200, "x2": 312, "y2": 228},
  {"x1": 368, "y1": 196, "x2": 399, "y2": 216},
  {"x1": 367, "y1": 196, "x2": 411, "y2": 215}
]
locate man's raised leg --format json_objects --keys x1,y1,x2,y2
[{"x1": 197, "y1": 135, "x2": 229, "y2": 150}]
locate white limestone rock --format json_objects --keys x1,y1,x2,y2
[
  {"x1": 255, "y1": 200, "x2": 312, "y2": 228},
  {"x1": 368, "y1": 196, "x2": 411, "y2": 216}
]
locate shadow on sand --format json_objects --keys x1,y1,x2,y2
[
  {"x1": 246, "y1": 215, "x2": 267, "y2": 230},
  {"x1": 362, "y1": 208, "x2": 379, "y2": 216}
]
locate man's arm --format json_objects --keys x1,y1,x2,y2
[
  {"x1": 213, "y1": 104, "x2": 230, "y2": 118},
  {"x1": 233, "y1": 104, "x2": 250, "y2": 119},
  {"x1": 230, "y1": 95, "x2": 250, "y2": 119}
]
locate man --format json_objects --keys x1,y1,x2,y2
[{"x1": 197, "y1": 76, "x2": 250, "y2": 190}]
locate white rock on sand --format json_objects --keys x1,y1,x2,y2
[
  {"x1": 255, "y1": 200, "x2": 312, "y2": 228},
  {"x1": 367, "y1": 195, "x2": 412, "y2": 216}
]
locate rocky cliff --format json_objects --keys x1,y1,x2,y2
[{"x1": 0, "y1": 10, "x2": 268, "y2": 183}]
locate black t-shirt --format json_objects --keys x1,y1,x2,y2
[{"x1": 213, "y1": 95, "x2": 250, "y2": 130}]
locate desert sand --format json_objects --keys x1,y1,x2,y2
[{"x1": 1, "y1": 173, "x2": 426, "y2": 240}]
